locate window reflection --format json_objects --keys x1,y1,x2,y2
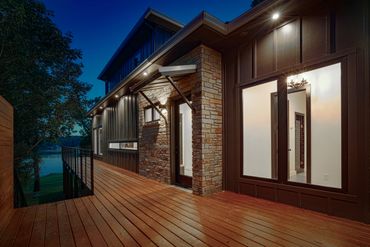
[{"x1": 287, "y1": 63, "x2": 341, "y2": 188}]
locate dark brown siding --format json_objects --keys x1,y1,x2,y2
[
  {"x1": 224, "y1": 50, "x2": 240, "y2": 192},
  {"x1": 367, "y1": 0, "x2": 370, "y2": 223},
  {"x1": 223, "y1": 0, "x2": 370, "y2": 223},
  {"x1": 301, "y1": 15, "x2": 328, "y2": 62},
  {"x1": 276, "y1": 20, "x2": 300, "y2": 70},
  {"x1": 93, "y1": 94, "x2": 138, "y2": 172},
  {"x1": 255, "y1": 31, "x2": 275, "y2": 77},
  {"x1": 0, "y1": 96, "x2": 14, "y2": 214}
]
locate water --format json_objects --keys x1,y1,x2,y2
[
  {"x1": 21, "y1": 152, "x2": 65, "y2": 205},
  {"x1": 39, "y1": 153, "x2": 63, "y2": 176}
]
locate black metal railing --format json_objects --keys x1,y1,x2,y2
[
  {"x1": 14, "y1": 169, "x2": 27, "y2": 208},
  {"x1": 61, "y1": 146, "x2": 94, "y2": 199}
]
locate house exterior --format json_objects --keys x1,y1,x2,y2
[{"x1": 89, "y1": 0, "x2": 370, "y2": 223}]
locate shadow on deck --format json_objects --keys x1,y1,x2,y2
[{"x1": 1, "y1": 159, "x2": 370, "y2": 247}]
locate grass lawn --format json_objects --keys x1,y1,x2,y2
[{"x1": 23, "y1": 173, "x2": 64, "y2": 205}]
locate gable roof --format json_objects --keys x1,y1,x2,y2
[
  {"x1": 97, "y1": 8, "x2": 183, "y2": 81},
  {"x1": 89, "y1": 0, "x2": 312, "y2": 115}
]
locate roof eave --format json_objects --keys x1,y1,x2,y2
[{"x1": 88, "y1": 0, "x2": 283, "y2": 116}]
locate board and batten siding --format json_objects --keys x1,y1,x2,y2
[
  {"x1": 93, "y1": 94, "x2": 138, "y2": 172},
  {"x1": 106, "y1": 26, "x2": 176, "y2": 94},
  {"x1": 0, "y1": 96, "x2": 14, "y2": 214},
  {"x1": 223, "y1": 0, "x2": 370, "y2": 222}
]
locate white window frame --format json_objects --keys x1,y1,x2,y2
[
  {"x1": 144, "y1": 106, "x2": 160, "y2": 123},
  {"x1": 98, "y1": 127, "x2": 103, "y2": 156}
]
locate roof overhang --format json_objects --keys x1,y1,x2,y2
[
  {"x1": 129, "y1": 64, "x2": 197, "y2": 93},
  {"x1": 87, "y1": 11, "x2": 227, "y2": 116},
  {"x1": 88, "y1": 0, "x2": 309, "y2": 116},
  {"x1": 158, "y1": 65, "x2": 197, "y2": 77}
]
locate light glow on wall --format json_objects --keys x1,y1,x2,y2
[{"x1": 272, "y1": 12, "x2": 280, "y2": 20}]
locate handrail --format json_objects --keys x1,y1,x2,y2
[{"x1": 61, "y1": 146, "x2": 94, "y2": 198}]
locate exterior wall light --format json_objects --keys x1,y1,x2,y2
[
  {"x1": 272, "y1": 12, "x2": 280, "y2": 20},
  {"x1": 114, "y1": 94, "x2": 119, "y2": 98},
  {"x1": 159, "y1": 104, "x2": 167, "y2": 114},
  {"x1": 287, "y1": 77, "x2": 308, "y2": 89}
]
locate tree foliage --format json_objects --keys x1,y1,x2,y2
[{"x1": 0, "y1": 0, "x2": 98, "y2": 189}]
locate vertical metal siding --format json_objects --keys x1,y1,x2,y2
[
  {"x1": 105, "y1": 24, "x2": 176, "y2": 93},
  {"x1": 94, "y1": 94, "x2": 138, "y2": 172}
]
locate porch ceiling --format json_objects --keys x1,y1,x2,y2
[{"x1": 129, "y1": 64, "x2": 197, "y2": 93}]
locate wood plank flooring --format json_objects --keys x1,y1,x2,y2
[{"x1": 1, "y1": 160, "x2": 370, "y2": 247}]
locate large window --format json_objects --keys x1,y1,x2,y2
[
  {"x1": 242, "y1": 63, "x2": 342, "y2": 189},
  {"x1": 242, "y1": 80, "x2": 278, "y2": 179},
  {"x1": 93, "y1": 129, "x2": 98, "y2": 155},
  {"x1": 93, "y1": 127, "x2": 103, "y2": 156},
  {"x1": 98, "y1": 128, "x2": 103, "y2": 155},
  {"x1": 287, "y1": 63, "x2": 341, "y2": 188}
]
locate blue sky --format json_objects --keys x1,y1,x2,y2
[{"x1": 42, "y1": 0, "x2": 253, "y2": 99}]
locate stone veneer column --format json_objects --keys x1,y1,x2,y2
[
  {"x1": 192, "y1": 45, "x2": 223, "y2": 195},
  {"x1": 137, "y1": 45, "x2": 222, "y2": 196}
]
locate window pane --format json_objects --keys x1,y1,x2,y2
[
  {"x1": 120, "y1": 142, "x2": 138, "y2": 150},
  {"x1": 287, "y1": 63, "x2": 341, "y2": 188},
  {"x1": 179, "y1": 102, "x2": 192, "y2": 177},
  {"x1": 153, "y1": 108, "x2": 160, "y2": 121},
  {"x1": 98, "y1": 128, "x2": 103, "y2": 155},
  {"x1": 243, "y1": 80, "x2": 278, "y2": 179},
  {"x1": 144, "y1": 108, "x2": 152, "y2": 122},
  {"x1": 109, "y1": 142, "x2": 120, "y2": 149},
  {"x1": 93, "y1": 129, "x2": 98, "y2": 154}
]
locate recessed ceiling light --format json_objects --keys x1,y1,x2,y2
[
  {"x1": 143, "y1": 71, "x2": 148, "y2": 76},
  {"x1": 115, "y1": 94, "x2": 119, "y2": 98},
  {"x1": 99, "y1": 106, "x2": 103, "y2": 109},
  {"x1": 272, "y1": 12, "x2": 280, "y2": 20}
]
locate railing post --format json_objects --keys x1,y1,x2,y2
[
  {"x1": 61, "y1": 146, "x2": 94, "y2": 197},
  {"x1": 90, "y1": 150, "x2": 94, "y2": 194},
  {"x1": 80, "y1": 150, "x2": 83, "y2": 188},
  {"x1": 84, "y1": 153, "x2": 87, "y2": 185},
  {"x1": 74, "y1": 148, "x2": 77, "y2": 174}
]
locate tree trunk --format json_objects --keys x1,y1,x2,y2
[
  {"x1": 33, "y1": 166, "x2": 40, "y2": 192},
  {"x1": 32, "y1": 154, "x2": 41, "y2": 192}
]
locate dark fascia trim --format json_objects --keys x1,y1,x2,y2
[
  {"x1": 145, "y1": 8, "x2": 184, "y2": 30},
  {"x1": 88, "y1": 0, "x2": 284, "y2": 116},
  {"x1": 97, "y1": 8, "x2": 184, "y2": 81},
  {"x1": 227, "y1": 0, "x2": 283, "y2": 33}
]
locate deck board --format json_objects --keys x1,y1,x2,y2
[
  {"x1": 64, "y1": 199, "x2": 91, "y2": 247},
  {"x1": 1, "y1": 159, "x2": 370, "y2": 247},
  {"x1": 45, "y1": 203, "x2": 60, "y2": 247},
  {"x1": 29, "y1": 204, "x2": 47, "y2": 247},
  {"x1": 13, "y1": 206, "x2": 37, "y2": 247},
  {"x1": 56, "y1": 201, "x2": 75, "y2": 247}
]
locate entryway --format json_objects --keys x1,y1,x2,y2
[{"x1": 174, "y1": 98, "x2": 193, "y2": 188}]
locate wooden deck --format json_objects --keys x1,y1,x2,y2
[{"x1": 1, "y1": 160, "x2": 370, "y2": 247}]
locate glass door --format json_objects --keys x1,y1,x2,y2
[{"x1": 175, "y1": 100, "x2": 193, "y2": 187}]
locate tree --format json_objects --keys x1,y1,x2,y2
[
  {"x1": 0, "y1": 0, "x2": 98, "y2": 191},
  {"x1": 251, "y1": 0, "x2": 266, "y2": 8}
]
